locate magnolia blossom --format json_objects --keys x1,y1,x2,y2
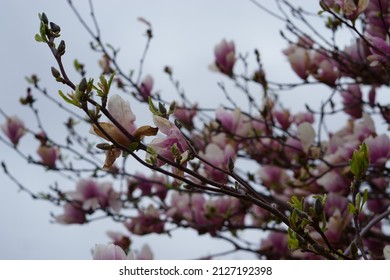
[
  {"x1": 211, "y1": 39, "x2": 236, "y2": 76},
  {"x1": 125, "y1": 205, "x2": 164, "y2": 235},
  {"x1": 90, "y1": 94, "x2": 157, "y2": 168},
  {"x1": 147, "y1": 115, "x2": 188, "y2": 166},
  {"x1": 341, "y1": 85, "x2": 363, "y2": 119},
  {"x1": 310, "y1": 52, "x2": 340, "y2": 86},
  {"x1": 283, "y1": 45, "x2": 310, "y2": 80},
  {"x1": 297, "y1": 122, "x2": 315, "y2": 153},
  {"x1": 365, "y1": 134, "x2": 390, "y2": 166},
  {"x1": 92, "y1": 244, "x2": 128, "y2": 260},
  {"x1": 260, "y1": 232, "x2": 289, "y2": 259},
  {"x1": 273, "y1": 109, "x2": 292, "y2": 130},
  {"x1": 128, "y1": 172, "x2": 168, "y2": 201},
  {"x1": 1, "y1": 116, "x2": 26, "y2": 145},
  {"x1": 200, "y1": 142, "x2": 236, "y2": 182},
  {"x1": 259, "y1": 165, "x2": 290, "y2": 192},
  {"x1": 139, "y1": 75, "x2": 153, "y2": 100},
  {"x1": 174, "y1": 103, "x2": 198, "y2": 128},
  {"x1": 106, "y1": 231, "x2": 131, "y2": 252},
  {"x1": 69, "y1": 179, "x2": 121, "y2": 212},
  {"x1": 37, "y1": 145, "x2": 59, "y2": 168},
  {"x1": 54, "y1": 203, "x2": 86, "y2": 224},
  {"x1": 215, "y1": 107, "x2": 251, "y2": 137}
]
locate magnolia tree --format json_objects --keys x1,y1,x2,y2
[{"x1": 1, "y1": 0, "x2": 390, "y2": 260}]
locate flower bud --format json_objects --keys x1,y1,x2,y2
[
  {"x1": 50, "y1": 22, "x2": 61, "y2": 33},
  {"x1": 57, "y1": 40, "x2": 66, "y2": 56},
  {"x1": 51, "y1": 67, "x2": 61, "y2": 79}
]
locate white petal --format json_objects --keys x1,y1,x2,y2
[
  {"x1": 108, "y1": 94, "x2": 136, "y2": 132},
  {"x1": 297, "y1": 122, "x2": 315, "y2": 153}
]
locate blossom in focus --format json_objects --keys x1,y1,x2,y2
[
  {"x1": 1, "y1": 116, "x2": 26, "y2": 145},
  {"x1": 90, "y1": 94, "x2": 157, "y2": 168},
  {"x1": 211, "y1": 39, "x2": 236, "y2": 76},
  {"x1": 54, "y1": 203, "x2": 86, "y2": 224},
  {"x1": 92, "y1": 244, "x2": 128, "y2": 260},
  {"x1": 147, "y1": 115, "x2": 188, "y2": 166}
]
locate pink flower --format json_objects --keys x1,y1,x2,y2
[
  {"x1": 215, "y1": 107, "x2": 250, "y2": 136},
  {"x1": 273, "y1": 109, "x2": 292, "y2": 130},
  {"x1": 365, "y1": 134, "x2": 390, "y2": 166},
  {"x1": 310, "y1": 52, "x2": 340, "y2": 86},
  {"x1": 125, "y1": 205, "x2": 164, "y2": 235},
  {"x1": 317, "y1": 170, "x2": 350, "y2": 194},
  {"x1": 293, "y1": 112, "x2": 314, "y2": 126},
  {"x1": 37, "y1": 145, "x2": 59, "y2": 168},
  {"x1": 341, "y1": 85, "x2": 363, "y2": 119},
  {"x1": 174, "y1": 103, "x2": 198, "y2": 128},
  {"x1": 1, "y1": 116, "x2": 26, "y2": 145},
  {"x1": 259, "y1": 165, "x2": 290, "y2": 191},
  {"x1": 283, "y1": 45, "x2": 310, "y2": 80},
  {"x1": 212, "y1": 39, "x2": 236, "y2": 76},
  {"x1": 260, "y1": 232, "x2": 289, "y2": 259},
  {"x1": 128, "y1": 172, "x2": 168, "y2": 201},
  {"x1": 92, "y1": 244, "x2": 127, "y2": 260},
  {"x1": 139, "y1": 75, "x2": 153, "y2": 100},
  {"x1": 338, "y1": 0, "x2": 369, "y2": 20},
  {"x1": 54, "y1": 203, "x2": 86, "y2": 224},
  {"x1": 200, "y1": 142, "x2": 236, "y2": 183},
  {"x1": 69, "y1": 179, "x2": 121, "y2": 212},
  {"x1": 148, "y1": 116, "x2": 188, "y2": 166},
  {"x1": 106, "y1": 231, "x2": 131, "y2": 252}
]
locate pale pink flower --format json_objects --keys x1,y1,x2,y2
[
  {"x1": 174, "y1": 103, "x2": 198, "y2": 128},
  {"x1": 139, "y1": 75, "x2": 154, "y2": 100},
  {"x1": 148, "y1": 115, "x2": 188, "y2": 166},
  {"x1": 215, "y1": 107, "x2": 250, "y2": 137},
  {"x1": 259, "y1": 165, "x2": 290, "y2": 191},
  {"x1": 69, "y1": 179, "x2": 121, "y2": 212},
  {"x1": 1, "y1": 116, "x2": 26, "y2": 145},
  {"x1": 92, "y1": 244, "x2": 127, "y2": 260},
  {"x1": 310, "y1": 52, "x2": 340, "y2": 86},
  {"x1": 260, "y1": 232, "x2": 289, "y2": 258},
  {"x1": 107, "y1": 231, "x2": 131, "y2": 252},
  {"x1": 293, "y1": 112, "x2": 314, "y2": 126},
  {"x1": 283, "y1": 45, "x2": 310, "y2": 80},
  {"x1": 212, "y1": 39, "x2": 236, "y2": 76},
  {"x1": 297, "y1": 122, "x2": 315, "y2": 153},
  {"x1": 125, "y1": 205, "x2": 164, "y2": 235},
  {"x1": 317, "y1": 171, "x2": 350, "y2": 193},
  {"x1": 338, "y1": 0, "x2": 369, "y2": 19},
  {"x1": 90, "y1": 94, "x2": 157, "y2": 168},
  {"x1": 200, "y1": 142, "x2": 236, "y2": 182},
  {"x1": 37, "y1": 145, "x2": 59, "y2": 168},
  {"x1": 54, "y1": 203, "x2": 86, "y2": 224},
  {"x1": 365, "y1": 134, "x2": 390, "y2": 166}
]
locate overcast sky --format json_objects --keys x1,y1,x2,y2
[{"x1": 0, "y1": 0, "x2": 328, "y2": 259}]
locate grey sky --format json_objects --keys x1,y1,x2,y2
[{"x1": 0, "y1": 0, "x2": 325, "y2": 259}]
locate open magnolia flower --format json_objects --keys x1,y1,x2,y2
[{"x1": 90, "y1": 94, "x2": 158, "y2": 168}]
